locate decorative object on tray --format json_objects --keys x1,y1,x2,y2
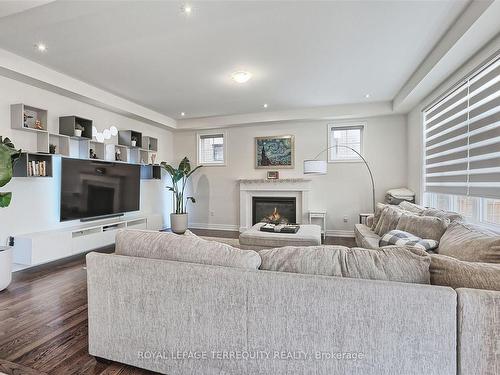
[
  {"x1": 267, "y1": 170, "x2": 279, "y2": 179},
  {"x1": 49, "y1": 144, "x2": 57, "y2": 155},
  {"x1": 161, "y1": 157, "x2": 203, "y2": 234},
  {"x1": 260, "y1": 223, "x2": 300, "y2": 233},
  {"x1": 74, "y1": 123, "x2": 84, "y2": 137},
  {"x1": 255, "y1": 135, "x2": 294, "y2": 169},
  {"x1": 385, "y1": 187, "x2": 415, "y2": 205},
  {"x1": 0, "y1": 136, "x2": 21, "y2": 207}
]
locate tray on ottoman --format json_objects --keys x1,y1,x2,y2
[{"x1": 239, "y1": 223, "x2": 322, "y2": 250}]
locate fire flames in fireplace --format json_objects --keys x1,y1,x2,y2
[
  {"x1": 262, "y1": 207, "x2": 288, "y2": 225},
  {"x1": 252, "y1": 196, "x2": 296, "y2": 225}
]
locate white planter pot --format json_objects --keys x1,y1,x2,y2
[
  {"x1": 170, "y1": 213, "x2": 188, "y2": 234},
  {"x1": 75, "y1": 129, "x2": 83, "y2": 137},
  {"x1": 131, "y1": 140, "x2": 137, "y2": 147},
  {"x1": 0, "y1": 247, "x2": 12, "y2": 292}
]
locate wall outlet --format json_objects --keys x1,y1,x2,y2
[{"x1": 343, "y1": 216, "x2": 348, "y2": 223}]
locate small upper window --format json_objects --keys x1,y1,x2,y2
[
  {"x1": 328, "y1": 123, "x2": 365, "y2": 162},
  {"x1": 197, "y1": 132, "x2": 226, "y2": 165}
]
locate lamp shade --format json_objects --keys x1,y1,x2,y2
[{"x1": 303, "y1": 159, "x2": 327, "y2": 174}]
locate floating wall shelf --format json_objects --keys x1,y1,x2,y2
[
  {"x1": 11, "y1": 104, "x2": 48, "y2": 132},
  {"x1": 59, "y1": 116, "x2": 93, "y2": 139},
  {"x1": 12, "y1": 152, "x2": 53, "y2": 178},
  {"x1": 119, "y1": 130, "x2": 142, "y2": 148}
]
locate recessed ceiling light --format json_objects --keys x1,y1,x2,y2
[
  {"x1": 181, "y1": 112, "x2": 186, "y2": 117},
  {"x1": 35, "y1": 43, "x2": 47, "y2": 52},
  {"x1": 263, "y1": 103, "x2": 268, "y2": 108},
  {"x1": 231, "y1": 71, "x2": 252, "y2": 84},
  {"x1": 181, "y1": 4, "x2": 192, "y2": 14},
  {"x1": 364, "y1": 93, "x2": 371, "y2": 99}
]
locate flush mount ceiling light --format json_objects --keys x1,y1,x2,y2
[
  {"x1": 181, "y1": 112, "x2": 186, "y2": 117},
  {"x1": 263, "y1": 103, "x2": 268, "y2": 108},
  {"x1": 35, "y1": 43, "x2": 47, "y2": 52},
  {"x1": 231, "y1": 71, "x2": 252, "y2": 84},
  {"x1": 181, "y1": 4, "x2": 192, "y2": 14},
  {"x1": 364, "y1": 93, "x2": 371, "y2": 99}
]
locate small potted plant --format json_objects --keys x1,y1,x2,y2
[
  {"x1": 0, "y1": 136, "x2": 21, "y2": 291},
  {"x1": 75, "y1": 123, "x2": 84, "y2": 137},
  {"x1": 131, "y1": 136, "x2": 137, "y2": 147},
  {"x1": 49, "y1": 144, "x2": 57, "y2": 154},
  {"x1": 161, "y1": 157, "x2": 202, "y2": 234}
]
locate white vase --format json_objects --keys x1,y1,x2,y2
[
  {"x1": 75, "y1": 129, "x2": 82, "y2": 137},
  {"x1": 170, "y1": 213, "x2": 188, "y2": 234},
  {"x1": 0, "y1": 247, "x2": 12, "y2": 292}
]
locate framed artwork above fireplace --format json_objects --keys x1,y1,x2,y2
[{"x1": 255, "y1": 135, "x2": 294, "y2": 169}]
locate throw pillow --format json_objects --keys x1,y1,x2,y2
[
  {"x1": 399, "y1": 201, "x2": 425, "y2": 215},
  {"x1": 438, "y1": 221, "x2": 500, "y2": 263},
  {"x1": 259, "y1": 245, "x2": 430, "y2": 284},
  {"x1": 371, "y1": 202, "x2": 387, "y2": 230},
  {"x1": 430, "y1": 254, "x2": 500, "y2": 291},
  {"x1": 422, "y1": 208, "x2": 463, "y2": 223},
  {"x1": 396, "y1": 213, "x2": 449, "y2": 242},
  {"x1": 379, "y1": 230, "x2": 439, "y2": 251},
  {"x1": 374, "y1": 205, "x2": 403, "y2": 236},
  {"x1": 115, "y1": 229, "x2": 261, "y2": 269}
]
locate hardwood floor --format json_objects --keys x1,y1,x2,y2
[{"x1": 0, "y1": 230, "x2": 355, "y2": 374}]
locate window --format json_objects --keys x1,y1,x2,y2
[
  {"x1": 423, "y1": 54, "x2": 500, "y2": 228},
  {"x1": 327, "y1": 123, "x2": 365, "y2": 162},
  {"x1": 197, "y1": 132, "x2": 226, "y2": 165}
]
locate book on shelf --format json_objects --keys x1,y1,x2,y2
[{"x1": 28, "y1": 160, "x2": 47, "y2": 177}]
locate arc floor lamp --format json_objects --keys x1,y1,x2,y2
[{"x1": 303, "y1": 145, "x2": 376, "y2": 213}]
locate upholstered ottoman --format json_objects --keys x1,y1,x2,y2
[{"x1": 239, "y1": 223, "x2": 322, "y2": 250}]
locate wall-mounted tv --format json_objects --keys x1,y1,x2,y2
[{"x1": 60, "y1": 158, "x2": 140, "y2": 222}]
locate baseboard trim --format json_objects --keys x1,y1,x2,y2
[
  {"x1": 325, "y1": 229, "x2": 355, "y2": 238},
  {"x1": 189, "y1": 223, "x2": 240, "y2": 232}
]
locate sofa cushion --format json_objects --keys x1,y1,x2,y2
[
  {"x1": 430, "y1": 254, "x2": 500, "y2": 291},
  {"x1": 354, "y1": 223, "x2": 381, "y2": 249},
  {"x1": 371, "y1": 202, "x2": 387, "y2": 230},
  {"x1": 374, "y1": 205, "x2": 403, "y2": 236},
  {"x1": 259, "y1": 245, "x2": 430, "y2": 284},
  {"x1": 438, "y1": 221, "x2": 500, "y2": 263},
  {"x1": 396, "y1": 213, "x2": 448, "y2": 242},
  {"x1": 422, "y1": 208, "x2": 463, "y2": 223},
  {"x1": 115, "y1": 229, "x2": 261, "y2": 269},
  {"x1": 399, "y1": 201, "x2": 426, "y2": 214},
  {"x1": 380, "y1": 230, "x2": 439, "y2": 251}
]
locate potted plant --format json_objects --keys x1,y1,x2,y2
[
  {"x1": 161, "y1": 157, "x2": 202, "y2": 234},
  {"x1": 0, "y1": 136, "x2": 21, "y2": 292},
  {"x1": 75, "y1": 123, "x2": 84, "y2": 137},
  {"x1": 131, "y1": 136, "x2": 137, "y2": 147}
]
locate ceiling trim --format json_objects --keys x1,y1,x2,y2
[
  {"x1": 176, "y1": 101, "x2": 393, "y2": 130},
  {"x1": 392, "y1": 0, "x2": 499, "y2": 113},
  {"x1": 0, "y1": 47, "x2": 177, "y2": 130}
]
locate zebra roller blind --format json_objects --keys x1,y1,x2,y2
[{"x1": 424, "y1": 55, "x2": 500, "y2": 199}]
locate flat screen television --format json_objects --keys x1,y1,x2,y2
[{"x1": 60, "y1": 158, "x2": 141, "y2": 222}]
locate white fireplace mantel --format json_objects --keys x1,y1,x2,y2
[{"x1": 239, "y1": 178, "x2": 312, "y2": 232}]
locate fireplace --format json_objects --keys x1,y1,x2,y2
[{"x1": 252, "y1": 197, "x2": 297, "y2": 225}]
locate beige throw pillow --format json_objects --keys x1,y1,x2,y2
[
  {"x1": 371, "y1": 202, "x2": 387, "y2": 230},
  {"x1": 438, "y1": 221, "x2": 500, "y2": 263},
  {"x1": 430, "y1": 254, "x2": 500, "y2": 291},
  {"x1": 398, "y1": 201, "x2": 425, "y2": 215},
  {"x1": 259, "y1": 245, "x2": 430, "y2": 284},
  {"x1": 396, "y1": 213, "x2": 449, "y2": 242},
  {"x1": 115, "y1": 229, "x2": 261, "y2": 269},
  {"x1": 422, "y1": 208, "x2": 463, "y2": 223},
  {"x1": 374, "y1": 206, "x2": 403, "y2": 236}
]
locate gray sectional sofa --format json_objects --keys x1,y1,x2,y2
[{"x1": 86, "y1": 227, "x2": 500, "y2": 375}]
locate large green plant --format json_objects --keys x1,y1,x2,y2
[
  {"x1": 161, "y1": 157, "x2": 202, "y2": 214},
  {"x1": 0, "y1": 137, "x2": 21, "y2": 208}
]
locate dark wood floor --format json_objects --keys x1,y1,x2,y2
[{"x1": 0, "y1": 230, "x2": 355, "y2": 374}]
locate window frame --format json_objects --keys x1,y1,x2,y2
[
  {"x1": 196, "y1": 130, "x2": 227, "y2": 167},
  {"x1": 327, "y1": 122, "x2": 366, "y2": 163}
]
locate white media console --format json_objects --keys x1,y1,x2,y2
[{"x1": 12, "y1": 213, "x2": 162, "y2": 269}]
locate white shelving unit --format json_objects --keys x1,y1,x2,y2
[{"x1": 12, "y1": 214, "x2": 162, "y2": 268}]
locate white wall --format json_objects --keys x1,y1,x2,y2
[
  {"x1": 173, "y1": 115, "x2": 407, "y2": 234},
  {"x1": 0, "y1": 75, "x2": 174, "y2": 244},
  {"x1": 406, "y1": 34, "x2": 500, "y2": 202}
]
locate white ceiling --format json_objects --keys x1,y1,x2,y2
[{"x1": 0, "y1": 0, "x2": 470, "y2": 120}]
